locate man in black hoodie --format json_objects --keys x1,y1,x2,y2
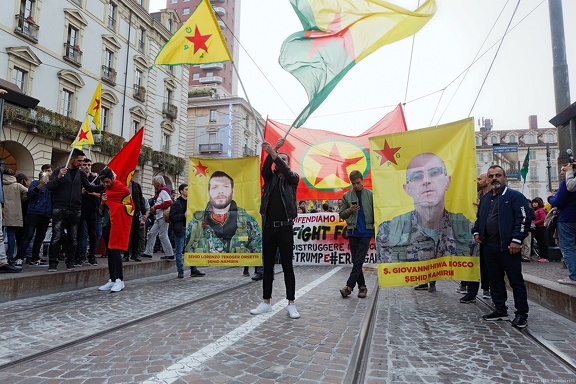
[{"x1": 45, "y1": 149, "x2": 104, "y2": 271}]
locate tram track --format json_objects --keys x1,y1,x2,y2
[
  {"x1": 475, "y1": 294, "x2": 576, "y2": 374},
  {"x1": 0, "y1": 267, "x2": 254, "y2": 371}
]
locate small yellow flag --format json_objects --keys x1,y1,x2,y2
[
  {"x1": 86, "y1": 81, "x2": 102, "y2": 132},
  {"x1": 153, "y1": 0, "x2": 232, "y2": 66},
  {"x1": 72, "y1": 116, "x2": 95, "y2": 149}
]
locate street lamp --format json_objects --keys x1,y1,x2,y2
[{"x1": 546, "y1": 142, "x2": 552, "y2": 192}]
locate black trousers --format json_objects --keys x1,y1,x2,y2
[
  {"x1": 103, "y1": 224, "x2": 123, "y2": 281},
  {"x1": 262, "y1": 225, "x2": 295, "y2": 301},
  {"x1": 49, "y1": 208, "x2": 81, "y2": 266},
  {"x1": 346, "y1": 236, "x2": 370, "y2": 289},
  {"x1": 16, "y1": 214, "x2": 50, "y2": 260}
]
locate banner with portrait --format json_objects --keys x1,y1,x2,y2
[
  {"x1": 185, "y1": 157, "x2": 262, "y2": 266},
  {"x1": 369, "y1": 118, "x2": 479, "y2": 287},
  {"x1": 293, "y1": 212, "x2": 377, "y2": 265}
]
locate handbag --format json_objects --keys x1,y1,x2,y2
[
  {"x1": 163, "y1": 206, "x2": 171, "y2": 223},
  {"x1": 543, "y1": 207, "x2": 558, "y2": 232}
]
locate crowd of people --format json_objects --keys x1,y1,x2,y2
[{"x1": 1, "y1": 141, "x2": 575, "y2": 322}]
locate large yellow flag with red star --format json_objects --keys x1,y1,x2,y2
[
  {"x1": 86, "y1": 81, "x2": 101, "y2": 132},
  {"x1": 71, "y1": 116, "x2": 95, "y2": 149},
  {"x1": 153, "y1": 0, "x2": 232, "y2": 66}
]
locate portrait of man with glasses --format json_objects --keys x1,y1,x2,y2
[{"x1": 376, "y1": 152, "x2": 471, "y2": 264}]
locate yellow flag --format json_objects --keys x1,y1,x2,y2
[
  {"x1": 86, "y1": 81, "x2": 101, "y2": 132},
  {"x1": 153, "y1": 0, "x2": 232, "y2": 66},
  {"x1": 72, "y1": 117, "x2": 95, "y2": 149}
]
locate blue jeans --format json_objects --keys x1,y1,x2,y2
[
  {"x1": 5, "y1": 227, "x2": 17, "y2": 259},
  {"x1": 557, "y1": 222, "x2": 576, "y2": 281},
  {"x1": 174, "y1": 231, "x2": 185, "y2": 273}
]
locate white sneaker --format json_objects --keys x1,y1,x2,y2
[
  {"x1": 110, "y1": 279, "x2": 125, "y2": 292},
  {"x1": 250, "y1": 301, "x2": 271, "y2": 315},
  {"x1": 286, "y1": 304, "x2": 300, "y2": 319},
  {"x1": 98, "y1": 279, "x2": 114, "y2": 291}
]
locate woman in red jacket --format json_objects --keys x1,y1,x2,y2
[{"x1": 531, "y1": 197, "x2": 549, "y2": 262}]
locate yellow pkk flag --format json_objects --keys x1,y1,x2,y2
[
  {"x1": 71, "y1": 116, "x2": 95, "y2": 149},
  {"x1": 86, "y1": 81, "x2": 102, "y2": 132},
  {"x1": 153, "y1": 0, "x2": 232, "y2": 66}
]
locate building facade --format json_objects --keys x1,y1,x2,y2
[
  {"x1": 475, "y1": 117, "x2": 560, "y2": 200},
  {"x1": 165, "y1": 0, "x2": 240, "y2": 96},
  {"x1": 186, "y1": 91, "x2": 263, "y2": 160},
  {"x1": 0, "y1": 0, "x2": 189, "y2": 196}
]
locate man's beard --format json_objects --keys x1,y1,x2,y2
[
  {"x1": 211, "y1": 197, "x2": 232, "y2": 210},
  {"x1": 491, "y1": 181, "x2": 504, "y2": 190}
]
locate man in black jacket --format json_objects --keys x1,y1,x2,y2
[
  {"x1": 74, "y1": 158, "x2": 101, "y2": 267},
  {"x1": 250, "y1": 139, "x2": 301, "y2": 319},
  {"x1": 123, "y1": 180, "x2": 148, "y2": 262},
  {"x1": 169, "y1": 183, "x2": 204, "y2": 278},
  {"x1": 472, "y1": 165, "x2": 531, "y2": 328},
  {"x1": 45, "y1": 149, "x2": 104, "y2": 271}
]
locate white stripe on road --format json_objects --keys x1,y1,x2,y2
[{"x1": 144, "y1": 267, "x2": 343, "y2": 384}]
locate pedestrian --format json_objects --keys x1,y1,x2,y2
[
  {"x1": 16, "y1": 165, "x2": 52, "y2": 266},
  {"x1": 169, "y1": 183, "x2": 205, "y2": 278},
  {"x1": 97, "y1": 168, "x2": 132, "y2": 292},
  {"x1": 250, "y1": 139, "x2": 301, "y2": 319},
  {"x1": 2, "y1": 169, "x2": 28, "y2": 267},
  {"x1": 140, "y1": 175, "x2": 174, "y2": 260},
  {"x1": 45, "y1": 148, "x2": 104, "y2": 271},
  {"x1": 123, "y1": 180, "x2": 148, "y2": 262},
  {"x1": 15, "y1": 173, "x2": 30, "y2": 251},
  {"x1": 548, "y1": 163, "x2": 576, "y2": 286},
  {"x1": 472, "y1": 165, "x2": 531, "y2": 328},
  {"x1": 531, "y1": 197, "x2": 549, "y2": 262},
  {"x1": 338, "y1": 170, "x2": 374, "y2": 299},
  {"x1": 74, "y1": 158, "x2": 101, "y2": 267},
  {"x1": 0, "y1": 166, "x2": 21, "y2": 273}
]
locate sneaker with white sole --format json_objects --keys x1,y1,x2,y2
[
  {"x1": 250, "y1": 301, "x2": 271, "y2": 315},
  {"x1": 482, "y1": 290, "x2": 491, "y2": 299},
  {"x1": 286, "y1": 304, "x2": 300, "y2": 319},
  {"x1": 98, "y1": 279, "x2": 114, "y2": 291},
  {"x1": 111, "y1": 279, "x2": 125, "y2": 292}
]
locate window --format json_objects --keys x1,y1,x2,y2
[
  {"x1": 63, "y1": 9, "x2": 87, "y2": 65},
  {"x1": 12, "y1": 67, "x2": 26, "y2": 92},
  {"x1": 138, "y1": 28, "x2": 145, "y2": 52},
  {"x1": 529, "y1": 166, "x2": 538, "y2": 181},
  {"x1": 133, "y1": 120, "x2": 140, "y2": 135},
  {"x1": 192, "y1": 73, "x2": 200, "y2": 81},
  {"x1": 209, "y1": 132, "x2": 216, "y2": 143},
  {"x1": 166, "y1": 89, "x2": 173, "y2": 104},
  {"x1": 167, "y1": 19, "x2": 172, "y2": 32},
  {"x1": 490, "y1": 136, "x2": 498, "y2": 144},
  {"x1": 163, "y1": 133, "x2": 170, "y2": 152},
  {"x1": 108, "y1": 3, "x2": 117, "y2": 30},
  {"x1": 135, "y1": 69, "x2": 143, "y2": 87},
  {"x1": 547, "y1": 132, "x2": 554, "y2": 143},
  {"x1": 61, "y1": 89, "x2": 73, "y2": 117},
  {"x1": 183, "y1": 8, "x2": 190, "y2": 15},
  {"x1": 101, "y1": 106, "x2": 110, "y2": 132},
  {"x1": 20, "y1": 0, "x2": 34, "y2": 18},
  {"x1": 508, "y1": 134, "x2": 516, "y2": 143},
  {"x1": 209, "y1": 109, "x2": 217, "y2": 123},
  {"x1": 475, "y1": 136, "x2": 480, "y2": 146},
  {"x1": 65, "y1": 25, "x2": 82, "y2": 64},
  {"x1": 170, "y1": 0, "x2": 177, "y2": 3},
  {"x1": 526, "y1": 133, "x2": 535, "y2": 144}
]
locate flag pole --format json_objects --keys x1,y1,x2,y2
[{"x1": 231, "y1": 61, "x2": 264, "y2": 140}]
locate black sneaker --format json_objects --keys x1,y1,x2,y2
[
  {"x1": 177, "y1": 271, "x2": 184, "y2": 279},
  {"x1": 414, "y1": 283, "x2": 428, "y2": 290},
  {"x1": 251, "y1": 272, "x2": 263, "y2": 281},
  {"x1": 66, "y1": 263, "x2": 76, "y2": 271},
  {"x1": 131, "y1": 255, "x2": 142, "y2": 262},
  {"x1": 160, "y1": 255, "x2": 175, "y2": 260},
  {"x1": 190, "y1": 268, "x2": 205, "y2": 277},
  {"x1": 482, "y1": 311, "x2": 508, "y2": 321},
  {"x1": 459, "y1": 294, "x2": 476, "y2": 304},
  {"x1": 122, "y1": 255, "x2": 130, "y2": 262},
  {"x1": 139, "y1": 253, "x2": 153, "y2": 258},
  {"x1": 511, "y1": 314, "x2": 528, "y2": 328}
]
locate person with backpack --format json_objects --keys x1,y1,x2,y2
[{"x1": 531, "y1": 197, "x2": 549, "y2": 262}]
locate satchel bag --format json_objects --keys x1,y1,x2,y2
[
  {"x1": 163, "y1": 206, "x2": 171, "y2": 223},
  {"x1": 544, "y1": 207, "x2": 558, "y2": 232}
]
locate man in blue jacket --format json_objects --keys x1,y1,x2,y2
[
  {"x1": 16, "y1": 164, "x2": 52, "y2": 266},
  {"x1": 472, "y1": 165, "x2": 530, "y2": 328}
]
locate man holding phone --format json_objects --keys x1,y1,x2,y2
[{"x1": 338, "y1": 170, "x2": 374, "y2": 299}]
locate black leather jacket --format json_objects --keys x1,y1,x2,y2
[{"x1": 260, "y1": 154, "x2": 299, "y2": 222}]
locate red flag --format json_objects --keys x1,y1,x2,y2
[
  {"x1": 262, "y1": 104, "x2": 407, "y2": 200},
  {"x1": 105, "y1": 179, "x2": 134, "y2": 250},
  {"x1": 108, "y1": 128, "x2": 144, "y2": 186}
]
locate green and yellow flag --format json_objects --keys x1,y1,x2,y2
[
  {"x1": 520, "y1": 148, "x2": 530, "y2": 182},
  {"x1": 153, "y1": 0, "x2": 232, "y2": 66},
  {"x1": 280, "y1": 0, "x2": 436, "y2": 128}
]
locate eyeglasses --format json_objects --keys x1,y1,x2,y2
[{"x1": 406, "y1": 166, "x2": 446, "y2": 183}]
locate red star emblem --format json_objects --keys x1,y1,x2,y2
[
  {"x1": 193, "y1": 161, "x2": 208, "y2": 177},
  {"x1": 374, "y1": 140, "x2": 401, "y2": 165},
  {"x1": 309, "y1": 143, "x2": 364, "y2": 185},
  {"x1": 186, "y1": 26, "x2": 211, "y2": 54},
  {"x1": 78, "y1": 129, "x2": 88, "y2": 141},
  {"x1": 92, "y1": 98, "x2": 100, "y2": 112}
]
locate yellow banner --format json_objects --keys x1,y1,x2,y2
[
  {"x1": 369, "y1": 118, "x2": 478, "y2": 287},
  {"x1": 185, "y1": 157, "x2": 262, "y2": 266}
]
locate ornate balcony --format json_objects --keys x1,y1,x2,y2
[
  {"x1": 101, "y1": 65, "x2": 117, "y2": 85},
  {"x1": 133, "y1": 84, "x2": 146, "y2": 102},
  {"x1": 162, "y1": 102, "x2": 178, "y2": 120},
  {"x1": 243, "y1": 146, "x2": 255, "y2": 156},
  {"x1": 63, "y1": 43, "x2": 82, "y2": 66},
  {"x1": 199, "y1": 143, "x2": 223, "y2": 154},
  {"x1": 14, "y1": 14, "x2": 39, "y2": 42}
]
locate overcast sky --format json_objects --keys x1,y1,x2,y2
[{"x1": 150, "y1": 0, "x2": 576, "y2": 135}]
